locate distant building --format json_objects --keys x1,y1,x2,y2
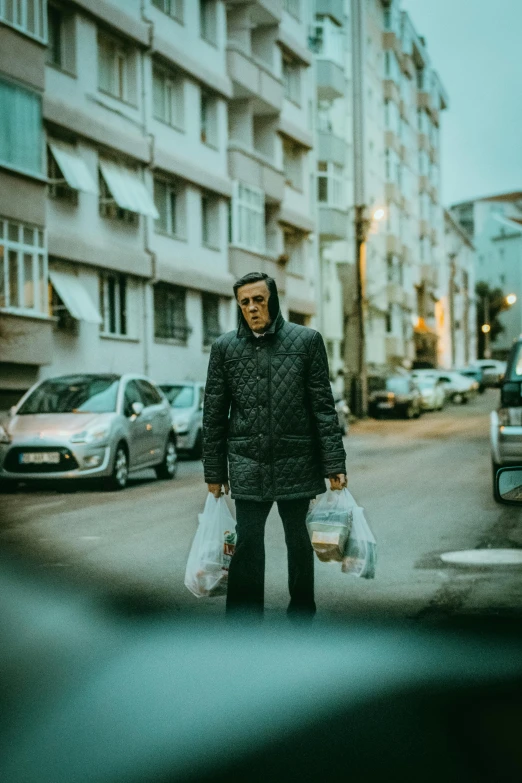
[{"x1": 451, "y1": 192, "x2": 522, "y2": 359}]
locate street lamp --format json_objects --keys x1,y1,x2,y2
[
  {"x1": 481, "y1": 293, "x2": 517, "y2": 359},
  {"x1": 353, "y1": 204, "x2": 385, "y2": 417}
]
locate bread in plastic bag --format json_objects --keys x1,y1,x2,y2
[
  {"x1": 306, "y1": 488, "x2": 354, "y2": 562},
  {"x1": 185, "y1": 494, "x2": 237, "y2": 597},
  {"x1": 342, "y1": 494, "x2": 376, "y2": 579}
]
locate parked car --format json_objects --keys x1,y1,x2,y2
[
  {"x1": 414, "y1": 375, "x2": 445, "y2": 411},
  {"x1": 491, "y1": 336, "x2": 522, "y2": 500},
  {"x1": 0, "y1": 374, "x2": 177, "y2": 491},
  {"x1": 159, "y1": 382, "x2": 204, "y2": 458},
  {"x1": 474, "y1": 359, "x2": 507, "y2": 388},
  {"x1": 457, "y1": 366, "x2": 486, "y2": 394},
  {"x1": 369, "y1": 376, "x2": 423, "y2": 419},
  {"x1": 412, "y1": 369, "x2": 476, "y2": 405}
]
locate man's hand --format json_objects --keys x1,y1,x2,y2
[
  {"x1": 329, "y1": 473, "x2": 348, "y2": 491},
  {"x1": 207, "y1": 482, "x2": 230, "y2": 498}
]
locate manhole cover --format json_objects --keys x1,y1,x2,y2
[{"x1": 440, "y1": 549, "x2": 522, "y2": 566}]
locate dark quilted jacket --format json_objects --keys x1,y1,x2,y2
[{"x1": 203, "y1": 310, "x2": 346, "y2": 501}]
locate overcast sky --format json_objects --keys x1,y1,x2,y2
[{"x1": 400, "y1": 0, "x2": 522, "y2": 206}]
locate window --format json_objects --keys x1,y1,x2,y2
[
  {"x1": 98, "y1": 31, "x2": 136, "y2": 104},
  {"x1": 199, "y1": 0, "x2": 217, "y2": 45},
  {"x1": 136, "y1": 379, "x2": 163, "y2": 407},
  {"x1": 283, "y1": 0, "x2": 300, "y2": 19},
  {"x1": 0, "y1": 0, "x2": 46, "y2": 42},
  {"x1": 200, "y1": 90, "x2": 218, "y2": 147},
  {"x1": 284, "y1": 231, "x2": 305, "y2": 276},
  {"x1": 46, "y1": 3, "x2": 75, "y2": 72},
  {"x1": 282, "y1": 138, "x2": 303, "y2": 191},
  {"x1": 123, "y1": 380, "x2": 143, "y2": 417},
  {"x1": 231, "y1": 182, "x2": 265, "y2": 254},
  {"x1": 317, "y1": 162, "x2": 344, "y2": 208},
  {"x1": 282, "y1": 55, "x2": 301, "y2": 105},
  {"x1": 100, "y1": 272, "x2": 128, "y2": 336},
  {"x1": 202, "y1": 293, "x2": 221, "y2": 347},
  {"x1": 0, "y1": 218, "x2": 47, "y2": 314},
  {"x1": 201, "y1": 193, "x2": 220, "y2": 248},
  {"x1": 0, "y1": 78, "x2": 42, "y2": 176},
  {"x1": 47, "y1": 147, "x2": 78, "y2": 204},
  {"x1": 152, "y1": 0, "x2": 183, "y2": 22},
  {"x1": 314, "y1": 16, "x2": 343, "y2": 65},
  {"x1": 99, "y1": 171, "x2": 138, "y2": 225},
  {"x1": 154, "y1": 283, "x2": 190, "y2": 342},
  {"x1": 317, "y1": 101, "x2": 333, "y2": 132},
  {"x1": 154, "y1": 178, "x2": 185, "y2": 238},
  {"x1": 152, "y1": 65, "x2": 184, "y2": 129}
]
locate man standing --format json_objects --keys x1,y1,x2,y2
[{"x1": 203, "y1": 272, "x2": 347, "y2": 615}]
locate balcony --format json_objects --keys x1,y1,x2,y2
[
  {"x1": 386, "y1": 234, "x2": 401, "y2": 255},
  {"x1": 417, "y1": 91, "x2": 432, "y2": 111},
  {"x1": 227, "y1": 44, "x2": 283, "y2": 114},
  {"x1": 402, "y1": 290, "x2": 416, "y2": 311},
  {"x1": 319, "y1": 206, "x2": 349, "y2": 240},
  {"x1": 386, "y1": 282, "x2": 403, "y2": 305},
  {"x1": 418, "y1": 132, "x2": 430, "y2": 151},
  {"x1": 228, "y1": 143, "x2": 284, "y2": 204},
  {"x1": 385, "y1": 182, "x2": 401, "y2": 205},
  {"x1": 419, "y1": 175, "x2": 430, "y2": 194},
  {"x1": 385, "y1": 129, "x2": 401, "y2": 154},
  {"x1": 317, "y1": 60, "x2": 346, "y2": 101},
  {"x1": 383, "y1": 79, "x2": 400, "y2": 104},
  {"x1": 316, "y1": 0, "x2": 344, "y2": 25},
  {"x1": 318, "y1": 129, "x2": 346, "y2": 166},
  {"x1": 402, "y1": 53, "x2": 415, "y2": 79},
  {"x1": 400, "y1": 143, "x2": 408, "y2": 164},
  {"x1": 0, "y1": 311, "x2": 53, "y2": 366},
  {"x1": 420, "y1": 264, "x2": 438, "y2": 288},
  {"x1": 382, "y1": 31, "x2": 402, "y2": 59},
  {"x1": 226, "y1": 0, "x2": 281, "y2": 24},
  {"x1": 386, "y1": 334, "x2": 405, "y2": 359},
  {"x1": 419, "y1": 218, "x2": 430, "y2": 238}
]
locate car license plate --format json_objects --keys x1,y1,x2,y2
[
  {"x1": 378, "y1": 402, "x2": 393, "y2": 409},
  {"x1": 19, "y1": 452, "x2": 60, "y2": 465}
]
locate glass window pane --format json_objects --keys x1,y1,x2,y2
[
  {"x1": 152, "y1": 69, "x2": 165, "y2": 120},
  {"x1": 23, "y1": 253, "x2": 34, "y2": 308},
  {"x1": 23, "y1": 226, "x2": 34, "y2": 245},
  {"x1": 119, "y1": 276, "x2": 127, "y2": 335},
  {"x1": 8, "y1": 223, "x2": 19, "y2": 242},
  {"x1": 154, "y1": 179, "x2": 168, "y2": 231},
  {"x1": 169, "y1": 190, "x2": 177, "y2": 234},
  {"x1": 8, "y1": 249, "x2": 19, "y2": 307},
  {"x1": 38, "y1": 230, "x2": 44, "y2": 247},
  {"x1": 38, "y1": 254, "x2": 47, "y2": 314},
  {"x1": 108, "y1": 276, "x2": 116, "y2": 333}
]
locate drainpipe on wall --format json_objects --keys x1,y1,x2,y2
[{"x1": 141, "y1": 0, "x2": 155, "y2": 378}]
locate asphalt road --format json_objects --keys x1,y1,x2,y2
[{"x1": 2, "y1": 389, "x2": 522, "y2": 621}]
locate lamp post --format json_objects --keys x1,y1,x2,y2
[
  {"x1": 481, "y1": 293, "x2": 517, "y2": 359},
  {"x1": 353, "y1": 205, "x2": 385, "y2": 417}
]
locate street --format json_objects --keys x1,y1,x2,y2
[{"x1": 1, "y1": 390, "x2": 521, "y2": 622}]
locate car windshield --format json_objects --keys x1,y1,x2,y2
[
  {"x1": 161, "y1": 385, "x2": 195, "y2": 408},
  {"x1": 386, "y1": 378, "x2": 409, "y2": 394},
  {"x1": 417, "y1": 379, "x2": 436, "y2": 389},
  {"x1": 17, "y1": 377, "x2": 119, "y2": 415}
]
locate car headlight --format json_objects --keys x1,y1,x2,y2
[
  {"x1": 498, "y1": 408, "x2": 522, "y2": 427},
  {"x1": 0, "y1": 424, "x2": 11, "y2": 444},
  {"x1": 174, "y1": 417, "x2": 191, "y2": 433},
  {"x1": 70, "y1": 424, "x2": 111, "y2": 445}
]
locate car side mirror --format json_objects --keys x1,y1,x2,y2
[
  {"x1": 496, "y1": 466, "x2": 522, "y2": 503},
  {"x1": 131, "y1": 401, "x2": 144, "y2": 417}
]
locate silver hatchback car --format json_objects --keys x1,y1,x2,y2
[{"x1": 0, "y1": 374, "x2": 177, "y2": 491}]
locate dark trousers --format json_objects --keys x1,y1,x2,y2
[{"x1": 226, "y1": 498, "x2": 316, "y2": 616}]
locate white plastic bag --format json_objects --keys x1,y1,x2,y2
[
  {"x1": 306, "y1": 488, "x2": 354, "y2": 562},
  {"x1": 342, "y1": 492, "x2": 376, "y2": 579},
  {"x1": 184, "y1": 494, "x2": 237, "y2": 598}
]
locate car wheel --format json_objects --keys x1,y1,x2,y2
[
  {"x1": 190, "y1": 430, "x2": 203, "y2": 460},
  {"x1": 106, "y1": 444, "x2": 129, "y2": 491},
  {"x1": 492, "y1": 460, "x2": 503, "y2": 503},
  {"x1": 0, "y1": 480, "x2": 18, "y2": 494},
  {"x1": 405, "y1": 404, "x2": 414, "y2": 420},
  {"x1": 453, "y1": 393, "x2": 463, "y2": 405},
  {"x1": 155, "y1": 437, "x2": 178, "y2": 480}
]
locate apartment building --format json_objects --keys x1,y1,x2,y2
[
  {"x1": 0, "y1": 1, "x2": 48, "y2": 409},
  {"x1": 437, "y1": 209, "x2": 476, "y2": 369},
  {"x1": 452, "y1": 192, "x2": 522, "y2": 359},
  {"x1": 313, "y1": 0, "x2": 449, "y2": 398},
  {"x1": 226, "y1": 0, "x2": 319, "y2": 326},
  {"x1": 0, "y1": 0, "x2": 323, "y2": 408}
]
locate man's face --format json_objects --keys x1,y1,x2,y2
[{"x1": 237, "y1": 281, "x2": 271, "y2": 333}]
